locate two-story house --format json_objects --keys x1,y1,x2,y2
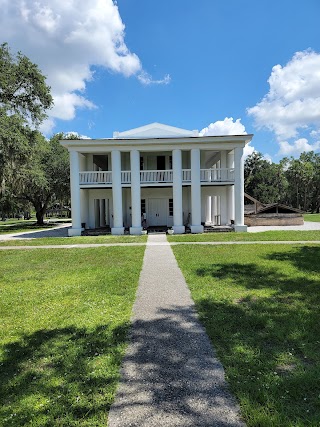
[{"x1": 60, "y1": 123, "x2": 253, "y2": 236}]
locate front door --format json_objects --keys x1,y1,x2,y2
[
  {"x1": 148, "y1": 198, "x2": 167, "y2": 226},
  {"x1": 157, "y1": 156, "x2": 166, "y2": 170}
]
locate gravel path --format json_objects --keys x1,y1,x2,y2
[{"x1": 107, "y1": 234, "x2": 245, "y2": 427}]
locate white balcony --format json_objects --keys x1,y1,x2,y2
[{"x1": 79, "y1": 168, "x2": 235, "y2": 186}]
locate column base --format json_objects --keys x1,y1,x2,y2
[
  {"x1": 111, "y1": 227, "x2": 125, "y2": 235},
  {"x1": 190, "y1": 225, "x2": 204, "y2": 234},
  {"x1": 172, "y1": 225, "x2": 185, "y2": 234},
  {"x1": 130, "y1": 226, "x2": 142, "y2": 235},
  {"x1": 234, "y1": 225, "x2": 248, "y2": 232},
  {"x1": 68, "y1": 227, "x2": 83, "y2": 237}
]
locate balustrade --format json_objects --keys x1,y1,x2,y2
[{"x1": 79, "y1": 168, "x2": 235, "y2": 185}]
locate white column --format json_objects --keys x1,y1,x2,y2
[
  {"x1": 100, "y1": 199, "x2": 106, "y2": 227},
  {"x1": 95, "y1": 199, "x2": 100, "y2": 227},
  {"x1": 205, "y1": 196, "x2": 212, "y2": 225},
  {"x1": 220, "y1": 188, "x2": 228, "y2": 225},
  {"x1": 172, "y1": 149, "x2": 185, "y2": 234},
  {"x1": 227, "y1": 150, "x2": 234, "y2": 224},
  {"x1": 234, "y1": 147, "x2": 247, "y2": 231},
  {"x1": 111, "y1": 150, "x2": 124, "y2": 235},
  {"x1": 69, "y1": 150, "x2": 83, "y2": 236},
  {"x1": 211, "y1": 196, "x2": 216, "y2": 224},
  {"x1": 190, "y1": 148, "x2": 203, "y2": 233},
  {"x1": 130, "y1": 150, "x2": 142, "y2": 235}
]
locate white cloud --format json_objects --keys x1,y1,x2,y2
[
  {"x1": 137, "y1": 71, "x2": 171, "y2": 86},
  {"x1": 244, "y1": 144, "x2": 255, "y2": 158},
  {"x1": 263, "y1": 153, "x2": 273, "y2": 164},
  {"x1": 278, "y1": 138, "x2": 320, "y2": 156},
  {"x1": 310, "y1": 129, "x2": 320, "y2": 138},
  {"x1": 0, "y1": 0, "x2": 169, "y2": 133},
  {"x1": 248, "y1": 50, "x2": 320, "y2": 140},
  {"x1": 200, "y1": 117, "x2": 254, "y2": 157},
  {"x1": 199, "y1": 117, "x2": 247, "y2": 136}
]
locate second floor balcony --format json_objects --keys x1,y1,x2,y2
[{"x1": 79, "y1": 168, "x2": 235, "y2": 186}]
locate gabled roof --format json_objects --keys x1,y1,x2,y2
[{"x1": 113, "y1": 122, "x2": 198, "y2": 139}]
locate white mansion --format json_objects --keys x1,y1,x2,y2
[{"x1": 61, "y1": 123, "x2": 253, "y2": 236}]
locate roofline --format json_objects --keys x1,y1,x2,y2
[{"x1": 61, "y1": 134, "x2": 254, "y2": 148}]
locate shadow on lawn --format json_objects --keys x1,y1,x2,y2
[
  {"x1": 0, "y1": 323, "x2": 129, "y2": 426},
  {"x1": 266, "y1": 245, "x2": 320, "y2": 273},
  {"x1": 192, "y1": 246, "x2": 320, "y2": 425},
  {"x1": 196, "y1": 247, "x2": 320, "y2": 303}
]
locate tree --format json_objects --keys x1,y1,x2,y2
[
  {"x1": 16, "y1": 133, "x2": 70, "y2": 225},
  {"x1": 0, "y1": 43, "x2": 52, "y2": 124},
  {"x1": 284, "y1": 152, "x2": 320, "y2": 212},
  {"x1": 244, "y1": 152, "x2": 288, "y2": 204},
  {"x1": 0, "y1": 43, "x2": 53, "y2": 219}
]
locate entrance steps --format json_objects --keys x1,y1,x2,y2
[{"x1": 204, "y1": 225, "x2": 233, "y2": 233}]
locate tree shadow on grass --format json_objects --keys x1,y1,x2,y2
[
  {"x1": 194, "y1": 297, "x2": 320, "y2": 426},
  {"x1": 266, "y1": 245, "x2": 320, "y2": 274},
  {"x1": 192, "y1": 247, "x2": 320, "y2": 425},
  {"x1": 0, "y1": 323, "x2": 129, "y2": 426}
]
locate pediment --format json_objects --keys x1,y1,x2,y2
[{"x1": 114, "y1": 122, "x2": 198, "y2": 139}]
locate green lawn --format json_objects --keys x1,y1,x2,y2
[
  {"x1": 0, "y1": 246, "x2": 145, "y2": 426},
  {"x1": 0, "y1": 235, "x2": 147, "y2": 246},
  {"x1": 172, "y1": 243, "x2": 320, "y2": 426},
  {"x1": 304, "y1": 213, "x2": 320, "y2": 222},
  {"x1": 168, "y1": 230, "x2": 320, "y2": 242}
]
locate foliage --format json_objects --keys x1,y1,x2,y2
[
  {"x1": 0, "y1": 43, "x2": 54, "y2": 221},
  {"x1": 244, "y1": 151, "x2": 320, "y2": 212},
  {"x1": 173, "y1": 243, "x2": 320, "y2": 426},
  {"x1": 15, "y1": 133, "x2": 71, "y2": 225},
  {"x1": 244, "y1": 152, "x2": 288, "y2": 204},
  {"x1": 0, "y1": 42, "x2": 52, "y2": 124}
]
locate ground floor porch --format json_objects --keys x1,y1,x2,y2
[{"x1": 69, "y1": 185, "x2": 246, "y2": 236}]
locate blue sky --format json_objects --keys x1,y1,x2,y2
[{"x1": 1, "y1": 0, "x2": 320, "y2": 160}]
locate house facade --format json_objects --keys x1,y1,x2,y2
[{"x1": 60, "y1": 123, "x2": 253, "y2": 236}]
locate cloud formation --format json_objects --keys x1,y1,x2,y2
[
  {"x1": 248, "y1": 50, "x2": 320, "y2": 145},
  {"x1": 200, "y1": 117, "x2": 254, "y2": 157},
  {"x1": 0, "y1": 0, "x2": 169, "y2": 132},
  {"x1": 199, "y1": 117, "x2": 247, "y2": 137},
  {"x1": 278, "y1": 138, "x2": 320, "y2": 156}
]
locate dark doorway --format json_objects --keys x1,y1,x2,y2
[{"x1": 157, "y1": 156, "x2": 166, "y2": 170}]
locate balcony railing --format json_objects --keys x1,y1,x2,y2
[
  {"x1": 79, "y1": 168, "x2": 235, "y2": 185},
  {"x1": 140, "y1": 170, "x2": 173, "y2": 183},
  {"x1": 79, "y1": 171, "x2": 112, "y2": 184},
  {"x1": 200, "y1": 168, "x2": 234, "y2": 182}
]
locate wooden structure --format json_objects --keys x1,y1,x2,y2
[{"x1": 244, "y1": 193, "x2": 304, "y2": 226}]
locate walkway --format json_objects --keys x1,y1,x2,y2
[{"x1": 107, "y1": 234, "x2": 244, "y2": 427}]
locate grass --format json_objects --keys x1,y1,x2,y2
[
  {"x1": 0, "y1": 235, "x2": 148, "y2": 246},
  {"x1": 168, "y1": 230, "x2": 320, "y2": 242},
  {"x1": 304, "y1": 213, "x2": 320, "y2": 222},
  {"x1": 172, "y1": 243, "x2": 320, "y2": 426},
  {"x1": 0, "y1": 246, "x2": 145, "y2": 426}
]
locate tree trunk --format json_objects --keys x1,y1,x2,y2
[{"x1": 34, "y1": 201, "x2": 48, "y2": 225}]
